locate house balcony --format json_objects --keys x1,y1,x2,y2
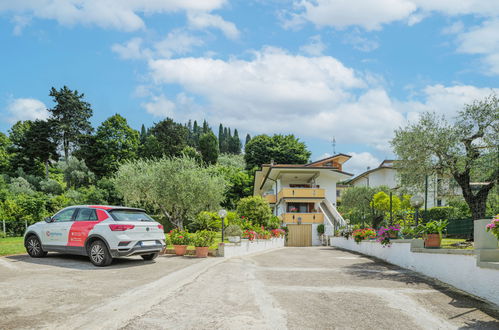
[
  {"x1": 279, "y1": 212, "x2": 324, "y2": 224},
  {"x1": 277, "y1": 188, "x2": 325, "y2": 202},
  {"x1": 264, "y1": 194, "x2": 277, "y2": 204}
]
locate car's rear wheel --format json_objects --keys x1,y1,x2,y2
[
  {"x1": 141, "y1": 253, "x2": 158, "y2": 261},
  {"x1": 89, "y1": 240, "x2": 113, "y2": 267},
  {"x1": 26, "y1": 235, "x2": 47, "y2": 258}
]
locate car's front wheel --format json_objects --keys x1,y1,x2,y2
[
  {"x1": 89, "y1": 240, "x2": 113, "y2": 267},
  {"x1": 141, "y1": 253, "x2": 158, "y2": 261},
  {"x1": 26, "y1": 235, "x2": 47, "y2": 258}
]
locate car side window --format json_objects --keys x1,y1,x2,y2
[
  {"x1": 75, "y1": 208, "x2": 98, "y2": 221},
  {"x1": 52, "y1": 208, "x2": 75, "y2": 222}
]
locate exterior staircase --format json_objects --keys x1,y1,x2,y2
[{"x1": 319, "y1": 199, "x2": 347, "y2": 241}]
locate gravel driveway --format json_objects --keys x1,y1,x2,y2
[{"x1": 0, "y1": 247, "x2": 498, "y2": 329}]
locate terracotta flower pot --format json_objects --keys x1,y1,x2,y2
[
  {"x1": 195, "y1": 246, "x2": 209, "y2": 258},
  {"x1": 173, "y1": 245, "x2": 187, "y2": 256},
  {"x1": 424, "y1": 234, "x2": 441, "y2": 248}
]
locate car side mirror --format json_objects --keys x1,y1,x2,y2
[{"x1": 45, "y1": 217, "x2": 53, "y2": 223}]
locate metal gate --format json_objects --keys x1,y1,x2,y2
[{"x1": 287, "y1": 224, "x2": 312, "y2": 247}]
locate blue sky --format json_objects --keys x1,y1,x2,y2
[{"x1": 0, "y1": 0, "x2": 498, "y2": 174}]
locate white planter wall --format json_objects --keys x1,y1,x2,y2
[
  {"x1": 219, "y1": 238, "x2": 285, "y2": 258},
  {"x1": 331, "y1": 237, "x2": 499, "y2": 306}
]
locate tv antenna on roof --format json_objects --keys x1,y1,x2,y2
[{"x1": 332, "y1": 137, "x2": 336, "y2": 155}]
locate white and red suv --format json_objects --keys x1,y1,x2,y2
[{"x1": 24, "y1": 205, "x2": 166, "y2": 266}]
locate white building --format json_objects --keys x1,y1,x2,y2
[
  {"x1": 347, "y1": 160, "x2": 454, "y2": 208},
  {"x1": 253, "y1": 154, "x2": 353, "y2": 246}
]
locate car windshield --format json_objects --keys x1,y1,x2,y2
[{"x1": 109, "y1": 210, "x2": 154, "y2": 222}]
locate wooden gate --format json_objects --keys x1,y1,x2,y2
[{"x1": 287, "y1": 224, "x2": 312, "y2": 247}]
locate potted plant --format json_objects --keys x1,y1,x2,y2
[
  {"x1": 225, "y1": 224, "x2": 243, "y2": 243},
  {"x1": 352, "y1": 228, "x2": 376, "y2": 243},
  {"x1": 422, "y1": 220, "x2": 448, "y2": 248},
  {"x1": 192, "y1": 230, "x2": 217, "y2": 258},
  {"x1": 486, "y1": 215, "x2": 499, "y2": 239},
  {"x1": 169, "y1": 228, "x2": 190, "y2": 256}
]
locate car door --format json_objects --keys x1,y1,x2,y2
[
  {"x1": 41, "y1": 208, "x2": 76, "y2": 251},
  {"x1": 67, "y1": 208, "x2": 100, "y2": 255}
]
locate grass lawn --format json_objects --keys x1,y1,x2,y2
[
  {"x1": 441, "y1": 238, "x2": 473, "y2": 249},
  {"x1": 0, "y1": 234, "x2": 226, "y2": 256},
  {"x1": 0, "y1": 237, "x2": 25, "y2": 256}
]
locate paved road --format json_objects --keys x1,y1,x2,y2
[{"x1": 1, "y1": 247, "x2": 498, "y2": 329}]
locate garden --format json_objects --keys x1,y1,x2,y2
[{"x1": 336, "y1": 214, "x2": 499, "y2": 250}]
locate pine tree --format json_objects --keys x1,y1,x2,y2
[
  {"x1": 218, "y1": 123, "x2": 224, "y2": 151},
  {"x1": 140, "y1": 124, "x2": 147, "y2": 144},
  {"x1": 229, "y1": 129, "x2": 242, "y2": 154}
]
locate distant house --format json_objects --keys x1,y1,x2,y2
[
  {"x1": 253, "y1": 154, "x2": 353, "y2": 247},
  {"x1": 347, "y1": 160, "x2": 459, "y2": 208}
]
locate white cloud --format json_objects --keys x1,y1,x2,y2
[
  {"x1": 111, "y1": 37, "x2": 151, "y2": 60},
  {"x1": 0, "y1": 0, "x2": 228, "y2": 32},
  {"x1": 343, "y1": 152, "x2": 381, "y2": 175},
  {"x1": 187, "y1": 12, "x2": 240, "y2": 39},
  {"x1": 289, "y1": 0, "x2": 499, "y2": 31},
  {"x1": 403, "y1": 84, "x2": 499, "y2": 121},
  {"x1": 141, "y1": 94, "x2": 176, "y2": 118},
  {"x1": 343, "y1": 31, "x2": 379, "y2": 52},
  {"x1": 290, "y1": 0, "x2": 417, "y2": 31},
  {"x1": 5, "y1": 98, "x2": 48, "y2": 123},
  {"x1": 154, "y1": 30, "x2": 204, "y2": 58},
  {"x1": 456, "y1": 19, "x2": 499, "y2": 74},
  {"x1": 146, "y1": 47, "x2": 411, "y2": 150},
  {"x1": 112, "y1": 30, "x2": 204, "y2": 60},
  {"x1": 299, "y1": 35, "x2": 326, "y2": 56},
  {"x1": 11, "y1": 15, "x2": 31, "y2": 35}
]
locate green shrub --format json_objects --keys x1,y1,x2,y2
[
  {"x1": 236, "y1": 196, "x2": 272, "y2": 227},
  {"x1": 192, "y1": 230, "x2": 217, "y2": 247},
  {"x1": 267, "y1": 215, "x2": 281, "y2": 230},
  {"x1": 169, "y1": 229, "x2": 190, "y2": 245},
  {"x1": 225, "y1": 224, "x2": 242, "y2": 237},
  {"x1": 422, "y1": 206, "x2": 457, "y2": 221},
  {"x1": 317, "y1": 224, "x2": 325, "y2": 235},
  {"x1": 190, "y1": 211, "x2": 221, "y2": 232}
]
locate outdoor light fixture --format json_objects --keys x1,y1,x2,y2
[
  {"x1": 218, "y1": 209, "x2": 227, "y2": 242},
  {"x1": 410, "y1": 195, "x2": 424, "y2": 226}
]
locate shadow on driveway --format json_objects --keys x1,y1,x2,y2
[
  {"x1": 331, "y1": 247, "x2": 499, "y2": 326},
  {"x1": 6, "y1": 253, "x2": 159, "y2": 270}
]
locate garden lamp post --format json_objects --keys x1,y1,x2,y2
[
  {"x1": 218, "y1": 209, "x2": 227, "y2": 242},
  {"x1": 410, "y1": 195, "x2": 424, "y2": 226}
]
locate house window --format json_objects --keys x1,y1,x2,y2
[
  {"x1": 336, "y1": 190, "x2": 341, "y2": 197},
  {"x1": 437, "y1": 199, "x2": 442, "y2": 207},
  {"x1": 287, "y1": 203, "x2": 314, "y2": 213}
]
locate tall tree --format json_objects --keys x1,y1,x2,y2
[
  {"x1": 8, "y1": 121, "x2": 44, "y2": 176},
  {"x1": 245, "y1": 133, "x2": 251, "y2": 147},
  {"x1": 149, "y1": 118, "x2": 189, "y2": 157},
  {"x1": 199, "y1": 132, "x2": 219, "y2": 165},
  {"x1": 139, "y1": 124, "x2": 147, "y2": 144},
  {"x1": 218, "y1": 123, "x2": 224, "y2": 151},
  {"x1": 113, "y1": 156, "x2": 227, "y2": 229},
  {"x1": 48, "y1": 86, "x2": 93, "y2": 162},
  {"x1": 244, "y1": 134, "x2": 311, "y2": 170},
  {"x1": 229, "y1": 129, "x2": 242, "y2": 154},
  {"x1": 391, "y1": 94, "x2": 498, "y2": 222},
  {"x1": 24, "y1": 120, "x2": 59, "y2": 178},
  {"x1": 0, "y1": 133, "x2": 11, "y2": 174},
  {"x1": 78, "y1": 114, "x2": 139, "y2": 177}
]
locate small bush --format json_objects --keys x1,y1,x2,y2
[
  {"x1": 169, "y1": 229, "x2": 190, "y2": 245},
  {"x1": 192, "y1": 230, "x2": 217, "y2": 247},
  {"x1": 225, "y1": 224, "x2": 242, "y2": 237},
  {"x1": 317, "y1": 224, "x2": 325, "y2": 235}
]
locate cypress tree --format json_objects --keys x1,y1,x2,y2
[{"x1": 245, "y1": 134, "x2": 251, "y2": 146}]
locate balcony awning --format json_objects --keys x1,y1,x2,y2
[{"x1": 281, "y1": 198, "x2": 324, "y2": 203}]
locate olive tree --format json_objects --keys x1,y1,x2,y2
[
  {"x1": 113, "y1": 156, "x2": 228, "y2": 229},
  {"x1": 392, "y1": 94, "x2": 498, "y2": 221}
]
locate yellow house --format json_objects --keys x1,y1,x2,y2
[{"x1": 253, "y1": 154, "x2": 353, "y2": 246}]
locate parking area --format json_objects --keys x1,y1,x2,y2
[{"x1": 1, "y1": 248, "x2": 498, "y2": 329}]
